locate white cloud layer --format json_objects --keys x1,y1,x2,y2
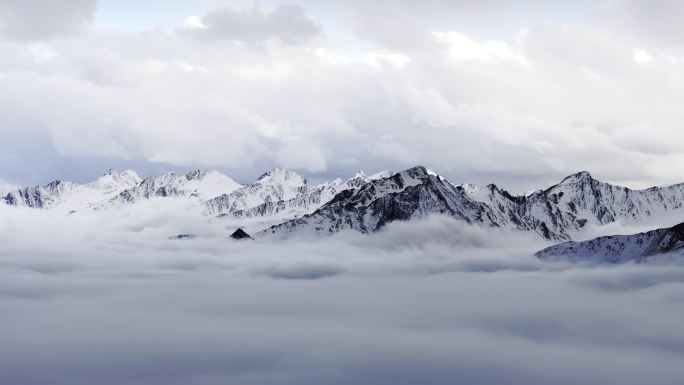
[
  {"x1": 2, "y1": 0, "x2": 684, "y2": 191},
  {"x1": 1, "y1": 204, "x2": 684, "y2": 384},
  {"x1": 3, "y1": 3, "x2": 684, "y2": 383},
  {"x1": 0, "y1": 0, "x2": 97, "y2": 41}
]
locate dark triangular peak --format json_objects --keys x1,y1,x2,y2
[{"x1": 230, "y1": 228, "x2": 253, "y2": 240}]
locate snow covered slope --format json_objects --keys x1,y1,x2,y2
[
  {"x1": 204, "y1": 168, "x2": 394, "y2": 226},
  {"x1": 520, "y1": 171, "x2": 684, "y2": 239},
  {"x1": 6, "y1": 165, "x2": 684, "y2": 242},
  {"x1": 260, "y1": 167, "x2": 684, "y2": 240},
  {"x1": 3, "y1": 170, "x2": 142, "y2": 212},
  {"x1": 258, "y1": 166, "x2": 512, "y2": 238},
  {"x1": 535, "y1": 222, "x2": 684, "y2": 263},
  {"x1": 100, "y1": 170, "x2": 241, "y2": 208}
]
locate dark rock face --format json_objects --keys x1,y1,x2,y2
[
  {"x1": 3, "y1": 180, "x2": 70, "y2": 209},
  {"x1": 535, "y1": 222, "x2": 684, "y2": 263},
  {"x1": 260, "y1": 166, "x2": 528, "y2": 238},
  {"x1": 6, "y1": 165, "x2": 684, "y2": 245},
  {"x1": 259, "y1": 167, "x2": 684, "y2": 241},
  {"x1": 170, "y1": 234, "x2": 195, "y2": 240},
  {"x1": 230, "y1": 228, "x2": 253, "y2": 240}
]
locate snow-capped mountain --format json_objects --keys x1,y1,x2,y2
[
  {"x1": 520, "y1": 171, "x2": 684, "y2": 239},
  {"x1": 535, "y1": 222, "x2": 684, "y2": 263},
  {"x1": 99, "y1": 170, "x2": 241, "y2": 208},
  {"x1": 3, "y1": 170, "x2": 142, "y2": 212},
  {"x1": 6, "y1": 165, "x2": 684, "y2": 243},
  {"x1": 259, "y1": 166, "x2": 684, "y2": 240},
  {"x1": 258, "y1": 166, "x2": 513, "y2": 238},
  {"x1": 204, "y1": 168, "x2": 393, "y2": 225},
  {"x1": 87, "y1": 169, "x2": 142, "y2": 191}
]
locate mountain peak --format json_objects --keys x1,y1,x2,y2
[
  {"x1": 186, "y1": 169, "x2": 208, "y2": 180},
  {"x1": 120, "y1": 170, "x2": 141, "y2": 182},
  {"x1": 256, "y1": 168, "x2": 307, "y2": 185},
  {"x1": 230, "y1": 228, "x2": 253, "y2": 240},
  {"x1": 403, "y1": 165, "x2": 429, "y2": 177},
  {"x1": 89, "y1": 169, "x2": 142, "y2": 190},
  {"x1": 562, "y1": 171, "x2": 593, "y2": 182}
]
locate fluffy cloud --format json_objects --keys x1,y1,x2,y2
[
  {"x1": 2, "y1": 1, "x2": 684, "y2": 191},
  {"x1": 1, "y1": 205, "x2": 684, "y2": 384},
  {"x1": 0, "y1": 0, "x2": 96, "y2": 41},
  {"x1": 179, "y1": 3, "x2": 320, "y2": 44},
  {"x1": 600, "y1": 0, "x2": 684, "y2": 47}
]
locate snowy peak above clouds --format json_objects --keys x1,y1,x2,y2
[
  {"x1": 205, "y1": 168, "x2": 309, "y2": 217},
  {"x1": 255, "y1": 168, "x2": 307, "y2": 188},
  {"x1": 260, "y1": 166, "x2": 684, "y2": 241},
  {"x1": 191, "y1": 170, "x2": 243, "y2": 200},
  {"x1": 259, "y1": 166, "x2": 484, "y2": 238},
  {"x1": 102, "y1": 169, "x2": 242, "y2": 208},
  {"x1": 526, "y1": 170, "x2": 684, "y2": 238},
  {"x1": 1, "y1": 169, "x2": 242, "y2": 212},
  {"x1": 203, "y1": 168, "x2": 396, "y2": 228},
  {"x1": 5, "y1": 165, "x2": 684, "y2": 246},
  {"x1": 2, "y1": 169, "x2": 143, "y2": 211},
  {"x1": 536, "y1": 222, "x2": 684, "y2": 263},
  {"x1": 87, "y1": 169, "x2": 142, "y2": 191}
]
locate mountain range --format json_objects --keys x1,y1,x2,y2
[
  {"x1": 259, "y1": 166, "x2": 684, "y2": 241},
  {"x1": 536, "y1": 222, "x2": 684, "y2": 263},
  {"x1": 4, "y1": 165, "x2": 684, "y2": 261}
]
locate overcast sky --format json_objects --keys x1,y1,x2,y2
[{"x1": 2, "y1": 0, "x2": 684, "y2": 192}]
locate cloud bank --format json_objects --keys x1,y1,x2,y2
[
  {"x1": 1, "y1": 204, "x2": 684, "y2": 384},
  {"x1": 2, "y1": 1, "x2": 684, "y2": 190},
  {"x1": 0, "y1": 0, "x2": 97, "y2": 41}
]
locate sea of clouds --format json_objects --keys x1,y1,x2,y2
[{"x1": 2, "y1": 203, "x2": 684, "y2": 385}]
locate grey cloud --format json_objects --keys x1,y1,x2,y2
[
  {"x1": 0, "y1": 0, "x2": 96, "y2": 41},
  {"x1": 4, "y1": 1, "x2": 684, "y2": 192},
  {"x1": 2, "y1": 206, "x2": 684, "y2": 384},
  {"x1": 180, "y1": 4, "x2": 320, "y2": 44},
  {"x1": 601, "y1": 0, "x2": 684, "y2": 47}
]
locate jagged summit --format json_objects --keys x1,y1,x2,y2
[
  {"x1": 256, "y1": 168, "x2": 307, "y2": 185},
  {"x1": 89, "y1": 169, "x2": 142, "y2": 191},
  {"x1": 7, "y1": 166, "x2": 684, "y2": 246},
  {"x1": 536, "y1": 222, "x2": 684, "y2": 263},
  {"x1": 564, "y1": 171, "x2": 593, "y2": 181},
  {"x1": 404, "y1": 165, "x2": 429, "y2": 176},
  {"x1": 544, "y1": 171, "x2": 596, "y2": 192},
  {"x1": 258, "y1": 165, "x2": 684, "y2": 241}
]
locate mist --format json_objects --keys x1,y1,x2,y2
[{"x1": 2, "y1": 203, "x2": 684, "y2": 385}]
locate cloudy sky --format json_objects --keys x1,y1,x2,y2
[{"x1": 2, "y1": 0, "x2": 684, "y2": 191}]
